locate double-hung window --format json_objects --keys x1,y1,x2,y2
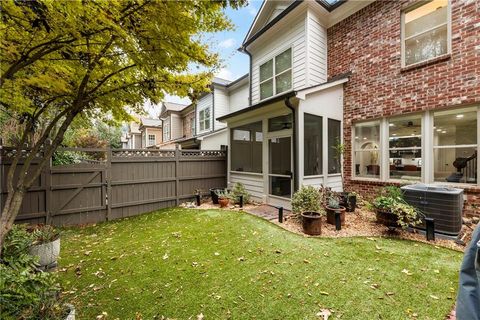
[
  {"x1": 402, "y1": 0, "x2": 450, "y2": 67},
  {"x1": 199, "y1": 108, "x2": 211, "y2": 132},
  {"x1": 259, "y1": 48, "x2": 292, "y2": 100},
  {"x1": 163, "y1": 123, "x2": 170, "y2": 142},
  {"x1": 148, "y1": 134, "x2": 156, "y2": 146}
]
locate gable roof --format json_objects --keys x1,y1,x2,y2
[
  {"x1": 163, "y1": 102, "x2": 188, "y2": 112},
  {"x1": 140, "y1": 118, "x2": 162, "y2": 128}
]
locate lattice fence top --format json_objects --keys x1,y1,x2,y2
[
  {"x1": 111, "y1": 149, "x2": 176, "y2": 158},
  {"x1": 0, "y1": 147, "x2": 44, "y2": 160},
  {"x1": 180, "y1": 150, "x2": 226, "y2": 157}
]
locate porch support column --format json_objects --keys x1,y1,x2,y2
[{"x1": 285, "y1": 97, "x2": 299, "y2": 192}]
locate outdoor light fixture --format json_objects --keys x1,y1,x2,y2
[
  {"x1": 278, "y1": 206, "x2": 283, "y2": 223},
  {"x1": 335, "y1": 212, "x2": 341, "y2": 231},
  {"x1": 239, "y1": 195, "x2": 243, "y2": 208},
  {"x1": 425, "y1": 218, "x2": 435, "y2": 241},
  {"x1": 195, "y1": 193, "x2": 201, "y2": 206}
]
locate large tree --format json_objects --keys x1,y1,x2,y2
[{"x1": 0, "y1": 0, "x2": 245, "y2": 251}]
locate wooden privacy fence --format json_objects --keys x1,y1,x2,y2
[{"x1": 0, "y1": 146, "x2": 227, "y2": 226}]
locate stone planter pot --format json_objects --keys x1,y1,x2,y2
[
  {"x1": 301, "y1": 212, "x2": 323, "y2": 235},
  {"x1": 218, "y1": 197, "x2": 229, "y2": 208},
  {"x1": 64, "y1": 303, "x2": 75, "y2": 320},
  {"x1": 325, "y1": 206, "x2": 346, "y2": 225},
  {"x1": 29, "y1": 237, "x2": 60, "y2": 268},
  {"x1": 375, "y1": 209, "x2": 399, "y2": 228}
]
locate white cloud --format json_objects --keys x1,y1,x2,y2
[
  {"x1": 215, "y1": 68, "x2": 235, "y2": 81},
  {"x1": 219, "y1": 38, "x2": 236, "y2": 49}
]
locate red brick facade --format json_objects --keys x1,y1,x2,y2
[{"x1": 327, "y1": 0, "x2": 480, "y2": 216}]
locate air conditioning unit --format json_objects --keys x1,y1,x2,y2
[{"x1": 401, "y1": 184, "x2": 464, "y2": 236}]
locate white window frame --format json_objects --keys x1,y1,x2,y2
[
  {"x1": 199, "y1": 107, "x2": 211, "y2": 132},
  {"x1": 401, "y1": 0, "x2": 452, "y2": 68},
  {"x1": 351, "y1": 106, "x2": 480, "y2": 187},
  {"x1": 163, "y1": 122, "x2": 170, "y2": 142},
  {"x1": 259, "y1": 48, "x2": 293, "y2": 101},
  {"x1": 148, "y1": 134, "x2": 156, "y2": 146}
]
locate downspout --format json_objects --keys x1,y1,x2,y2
[
  {"x1": 211, "y1": 86, "x2": 215, "y2": 131},
  {"x1": 240, "y1": 46, "x2": 253, "y2": 107},
  {"x1": 285, "y1": 97, "x2": 299, "y2": 192}
]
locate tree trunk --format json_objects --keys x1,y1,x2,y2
[{"x1": 0, "y1": 190, "x2": 25, "y2": 256}]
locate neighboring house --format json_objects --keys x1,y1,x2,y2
[
  {"x1": 217, "y1": 0, "x2": 480, "y2": 214},
  {"x1": 158, "y1": 102, "x2": 189, "y2": 149},
  {"x1": 124, "y1": 118, "x2": 162, "y2": 148}
]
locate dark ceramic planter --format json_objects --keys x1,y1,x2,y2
[
  {"x1": 325, "y1": 206, "x2": 346, "y2": 225},
  {"x1": 339, "y1": 193, "x2": 357, "y2": 212},
  {"x1": 375, "y1": 209, "x2": 399, "y2": 228},
  {"x1": 301, "y1": 212, "x2": 323, "y2": 235},
  {"x1": 210, "y1": 188, "x2": 224, "y2": 204}
]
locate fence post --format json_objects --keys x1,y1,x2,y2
[
  {"x1": 106, "y1": 146, "x2": 112, "y2": 221},
  {"x1": 175, "y1": 144, "x2": 180, "y2": 206},
  {"x1": 45, "y1": 142, "x2": 52, "y2": 225},
  {"x1": 223, "y1": 145, "x2": 228, "y2": 188}
]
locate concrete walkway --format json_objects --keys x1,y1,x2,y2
[{"x1": 245, "y1": 204, "x2": 292, "y2": 222}]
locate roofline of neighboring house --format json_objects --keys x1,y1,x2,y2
[
  {"x1": 226, "y1": 73, "x2": 249, "y2": 88},
  {"x1": 242, "y1": 0, "x2": 347, "y2": 49},
  {"x1": 217, "y1": 90, "x2": 297, "y2": 122}
]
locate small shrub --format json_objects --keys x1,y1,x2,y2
[
  {"x1": 229, "y1": 182, "x2": 250, "y2": 204},
  {"x1": 0, "y1": 225, "x2": 63, "y2": 320},
  {"x1": 373, "y1": 186, "x2": 422, "y2": 229},
  {"x1": 28, "y1": 225, "x2": 60, "y2": 245},
  {"x1": 327, "y1": 197, "x2": 340, "y2": 209},
  {"x1": 214, "y1": 188, "x2": 231, "y2": 199},
  {"x1": 292, "y1": 185, "x2": 321, "y2": 215}
]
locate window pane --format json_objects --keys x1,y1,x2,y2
[
  {"x1": 405, "y1": 25, "x2": 447, "y2": 65},
  {"x1": 354, "y1": 151, "x2": 381, "y2": 179},
  {"x1": 275, "y1": 71, "x2": 292, "y2": 94},
  {"x1": 354, "y1": 122, "x2": 380, "y2": 150},
  {"x1": 434, "y1": 108, "x2": 477, "y2": 146},
  {"x1": 260, "y1": 60, "x2": 273, "y2": 82},
  {"x1": 434, "y1": 147, "x2": 477, "y2": 184},
  {"x1": 268, "y1": 114, "x2": 292, "y2": 132},
  {"x1": 389, "y1": 149, "x2": 422, "y2": 181},
  {"x1": 269, "y1": 137, "x2": 291, "y2": 175},
  {"x1": 405, "y1": 1, "x2": 447, "y2": 37},
  {"x1": 260, "y1": 79, "x2": 273, "y2": 100},
  {"x1": 304, "y1": 114, "x2": 323, "y2": 176},
  {"x1": 230, "y1": 122, "x2": 262, "y2": 173},
  {"x1": 275, "y1": 48, "x2": 292, "y2": 74},
  {"x1": 270, "y1": 176, "x2": 291, "y2": 198},
  {"x1": 328, "y1": 119, "x2": 341, "y2": 174}
]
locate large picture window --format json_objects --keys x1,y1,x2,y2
[
  {"x1": 433, "y1": 107, "x2": 478, "y2": 184},
  {"x1": 304, "y1": 114, "x2": 323, "y2": 176},
  {"x1": 354, "y1": 122, "x2": 381, "y2": 179},
  {"x1": 328, "y1": 119, "x2": 342, "y2": 174},
  {"x1": 230, "y1": 122, "x2": 263, "y2": 173},
  {"x1": 199, "y1": 108, "x2": 211, "y2": 131},
  {"x1": 388, "y1": 116, "x2": 422, "y2": 181},
  {"x1": 402, "y1": 0, "x2": 449, "y2": 67},
  {"x1": 259, "y1": 48, "x2": 292, "y2": 100}
]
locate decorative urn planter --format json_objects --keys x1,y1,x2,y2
[
  {"x1": 218, "y1": 197, "x2": 229, "y2": 208},
  {"x1": 325, "y1": 206, "x2": 346, "y2": 225},
  {"x1": 301, "y1": 212, "x2": 323, "y2": 235},
  {"x1": 375, "y1": 209, "x2": 399, "y2": 228},
  {"x1": 29, "y1": 237, "x2": 60, "y2": 269}
]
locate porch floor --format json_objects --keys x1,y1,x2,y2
[{"x1": 245, "y1": 204, "x2": 292, "y2": 222}]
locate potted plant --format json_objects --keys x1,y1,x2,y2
[
  {"x1": 372, "y1": 186, "x2": 421, "y2": 229},
  {"x1": 332, "y1": 140, "x2": 357, "y2": 212},
  {"x1": 292, "y1": 185, "x2": 325, "y2": 235},
  {"x1": 28, "y1": 224, "x2": 61, "y2": 269},
  {"x1": 215, "y1": 189, "x2": 231, "y2": 208},
  {"x1": 325, "y1": 196, "x2": 346, "y2": 225},
  {"x1": 229, "y1": 182, "x2": 250, "y2": 205},
  {"x1": 210, "y1": 188, "x2": 225, "y2": 204}
]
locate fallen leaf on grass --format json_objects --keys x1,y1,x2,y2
[
  {"x1": 320, "y1": 291, "x2": 329, "y2": 296},
  {"x1": 401, "y1": 269, "x2": 413, "y2": 276},
  {"x1": 197, "y1": 313, "x2": 204, "y2": 320},
  {"x1": 430, "y1": 295, "x2": 439, "y2": 300},
  {"x1": 316, "y1": 308, "x2": 332, "y2": 320}
]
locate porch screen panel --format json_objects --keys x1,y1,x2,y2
[
  {"x1": 328, "y1": 119, "x2": 341, "y2": 174},
  {"x1": 304, "y1": 113, "x2": 323, "y2": 176},
  {"x1": 231, "y1": 121, "x2": 263, "y2": 173}
]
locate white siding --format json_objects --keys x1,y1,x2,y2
[
  {"x1": 250, "y1": 10, "x2": 307, "y2": 104},
  {"x1": 307, "y1": 9, "x2": 328, "y2": 86},
  {"x1": 196, "y1": 94, "x2": 213, "y2": 135},
  {"x1": 228, "y1": 83, "x2": 249, "y2": 113},
  {"x1": 171, "y1": 113, "x2": 183, "y2": 140},
  {"x1": 229, "y1": 172, "x2": 264, "y2": 201},
  {"x1": 200, "y1": 130, "x2": 228, "y2": 150},
  {"x1": 213, "y1": 86, "x2": 229, "y2": 130}
]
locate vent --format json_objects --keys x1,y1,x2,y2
[{"x1": 401, "y1": 184, "x2": 463, "y2": 236}]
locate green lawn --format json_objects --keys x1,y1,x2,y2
[{"x1": 58, "y1": 208, "x2": 462, "y2": 319}]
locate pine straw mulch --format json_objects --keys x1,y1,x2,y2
[{"x1": 183, "y1": 200, "x2": 477, "y2": 252}]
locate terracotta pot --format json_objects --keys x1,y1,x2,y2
[
  {"x1": 325, "y1": 206, "x2": 346, "y2": 225},
  {"x1": 301, "y1": 212, "x2": 323, "y2": 235},
  {"x1": 29, "y1": 237, "x2": 60, "y2": 268},
  {"x1": 375, "y1": 209, "x2": 399, "y2": 228},
  {"x1": 218, "y1": 197, "x2": 229, "y2": 208}
]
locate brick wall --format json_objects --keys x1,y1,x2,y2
[{"x1": 327, "y1": 0, "x2": 480, "y2": 216}]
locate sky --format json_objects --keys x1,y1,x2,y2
[{"x1": 146, "y1": 1, "x2": 262, "y2": 117}]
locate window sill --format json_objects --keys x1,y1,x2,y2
[
  {"x1": 401, "y1": 54, "x2": 451, "y2": 73},
  {"x1": 303, "y1": 175, "x2": 324, "y2": 179},
  {"x1": 230, "y1": 171, "x2": 263, "y2": 176}
]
